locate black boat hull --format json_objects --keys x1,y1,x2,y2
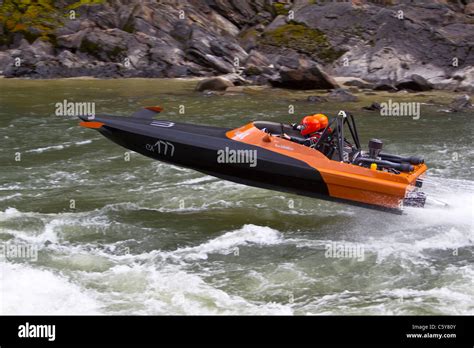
[
  {"x1": 87, "y1": 115, "x2": 331, "y2": 201},
  {"x1": 80, "y1": 114, "x2": 426, "y2": 213}
]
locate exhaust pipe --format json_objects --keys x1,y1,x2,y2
[
  {"x1": 380, "y1": 153, "x2": 424, "y2": 165},
  {"x1": 356, "y1": 158, "x2": 414, "y2": 172}
]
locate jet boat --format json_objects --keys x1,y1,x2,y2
[{"x1": 79, "y1": 107, "x2": 428, "y2": 213}]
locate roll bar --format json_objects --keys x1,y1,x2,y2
[{"x1": 313, "y1": 111, "x2": 361, "y2": 162}]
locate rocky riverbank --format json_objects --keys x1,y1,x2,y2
[{"x1": 0, "y1": 0, "x2": 473, "y2": 93}]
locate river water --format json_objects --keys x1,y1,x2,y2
[{"x1": 0, "y1": 79, "x2": 472, "y2": 315}]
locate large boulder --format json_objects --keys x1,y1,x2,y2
[
  {"x1": 307, "y1": 2, "x2": 474, "y2": 91},
  {"x1": 57, "y1": 29, "x2": 90, "y2": 50},
  {"x1": 195, "y1": 77, "x2": 234, "y2": 91},
  {"x1": 243, "y1": 50, "x2": 272, "y2": 76},
  {"x1": 0, "y1": 52, "x2": 14, "y2": 75},
  {"x1": 269, "y1": 57, "x2": 339, "y2": 90},
  {"x1": 396, "y1": 74, "x2": 433, "y2": 91},
  {"x1": 452, "y1": 67, "x2": 474, "y2": 92},
  {"x1": 465, "y1": 2, "x2": 474, "y2": 16},
  {"x1": 373, "y1": 79, "x2": 397, "y2": 91}
]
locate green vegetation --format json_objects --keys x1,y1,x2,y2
[
  {"x1": 123, "y1": 19, "x2": 135, "y2": 34},
  {"x1": 79, "y1": 38, "x2": 125, "y2": 61},
  {"x1": 107, "y1": 46, "x2": 125, "y2": 60},
  {"x1": 260, "y1": 23, "x2": 346, "y2": 63},
  {"x1": 238, "y1": 27, "x2": 258, "y2": 43},
  {"x1": 0, "y1": 0, "x2": 104, "y2": 44},
  {"x1": 79, "y1": 38, "x2": 100, "y2": 56},
  {"x1": 273, "y1": 3, "x2": 289, "y2": 16}
]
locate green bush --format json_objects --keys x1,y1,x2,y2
[{"x1": 260, "y1": 23, "x2": 346, "y2": 63}]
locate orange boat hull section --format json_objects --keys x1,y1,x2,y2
[{"x1": 226, "y1": 123, "x2": 427, "y2": 210}]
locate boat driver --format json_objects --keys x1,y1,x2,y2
[{"x1": 282, "y1": 114, "x2": 329, "y2": 147}]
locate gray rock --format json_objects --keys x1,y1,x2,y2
[
  {"x1": 246, "y1": 74, "x2": 270, "y2": 86},
  {"x1": 449, "y1": 95, "x2": 472, "y2": 112},
  {"x1": 327, "y1": 88, "x2": 359, "y2": 102},
  {"x1": 57, "y1": 50, "x2": 83, "y2": 69},
  {"x1": 187, "y1": 48, "x2": 235, "y2": 74},
  {"x1": 276, "y1": 55, "x2": 300, "y2": 70},
  {"x1": 307, "y1": 96, "x2": 328, "y2": 103},
  {"x1": 453, "y1": 67, "x2": 474, "y2": 92},
  {"x1": 195, "y1": 77, "x2": 234, "y2": 91},
  {"x1": 362, "y1": 102, "x2": 382, "y2": 111},
  {"x1": 1, "y1": 0, "x2": 473, "y2": 83},
  {"x1": 244, "y1": 50, "x2": 272, "y2": 76},
  {"x1": 344, "y1": 79, "x2": 375, "y2": 89},
  {"x1": 396, "y1": 74, "x2": 433, "y2": 91},
  {"x1": 374, "y1": 79, "x2": 398, "y2": 91},
  {"x1": 57, "y1": 29, "x2": 90, "y2": 50},
  {"x1": 245, "y1": 50, "x2": 270, "y2": 67},
  {"x1": 264, "y1": 15, "x2": 287, "y2": 32},
  {"x1": 170, "y1": 21, "x2": 192, "y2": 43},
  {"x1": 0, "y1": 52, "x2": 14, "y2": 74},
  {"x1": 150, "y1": 45, "x2": 183, "y2": 66},
  {"x1": 221, "y1": 73, "x2": 248, "y2": 86},
  {"x1": 465, "y1": 3, "x2": 474, "y2": 16},
  {"x1": 29, "y1": 39, "x2": 55, "y2": 57},
  {"x1": 270, "y1": 58, "x2": 339, "y2": 90}
]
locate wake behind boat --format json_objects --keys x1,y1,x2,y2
[{"x1": 79, "y1": 107, "x2": 428, "y2": 213}]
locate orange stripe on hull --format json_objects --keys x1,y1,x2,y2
[
  {"x1": 226, "y1": 123, "x2": 427, "y2": 209},
  {"x1": 145, "y1": 106, "x2": 163, "y2": 113},
  {"x1": 79, "y1": 121, "x2": 105, "y2": 129}
]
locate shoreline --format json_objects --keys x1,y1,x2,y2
[
  {"x1": 0, "y1": 74, "x2": 472, "y2": 94},
  {"x1": 0, "y1": 77, "x2": 470, "y2": 115}
]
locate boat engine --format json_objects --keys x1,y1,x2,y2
[
  {"x1": 368, "y1": 139, "x2": 383, "y2": 159},
  {"x1": 355, "y1": 139, "x2": 417, "y2": 173}
]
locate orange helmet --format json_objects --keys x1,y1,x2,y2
[
  {"x1": 313, "y1": 114, "x2": 329, "y2": 129},
  {"x1": 300, "y1": 116, "x2": 321, "y2": 136}
]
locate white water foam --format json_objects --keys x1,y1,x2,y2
[
  {"x1": 26, "y1": 144, "x2": 65, "y2": 153},
  {"x1": 0, "y1": 219, "x2": 292, "y2": 315},
  {"x1": 0, "y1": 207, "x2": 111, "y2": 245},
  {"x1": 0, "y1": 262, "x2": 101, "y2": 314},
  {"x1": 0, "y1": 174, "x2": 472, "y2": 315},
  {"x1": 165, "y1": 224, "x2": 282, "y2": 261},
  {"x1": 0, "y1": 193, "x2": 22, "y2": 201},
  {"x1": 74, "y1": 140, "x2": 92, "y2": 145},
  {"x1": 24, "y1": 139, "x2": 93, "y2": 153},
  {"x1": 80, "y1": 262, "x2": 293, "y2": 315}
]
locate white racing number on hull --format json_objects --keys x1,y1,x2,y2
[
  {"x1": 146, "y1": 139, "x2": 175, "y2": 157},
  {"x1": 150, "y1": 121, "x2": 175, "y2": 128}
]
